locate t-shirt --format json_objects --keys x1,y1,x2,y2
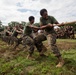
[
  {"x1": 4, "y1": 30, "x2": 11, "y2": 36},
  {"x1": 12, "y1": 30, "x2": 18, "y2": 37},
  {"x1": 40, "y1": 16, "x2": 58, "y2": 32},
  {"x1": 23, "y1": 22, "x2": 33, "y2": 35}
]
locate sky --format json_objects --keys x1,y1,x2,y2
[{"x1": 0, "y1": 0, "x2": 76, "y2": 25}]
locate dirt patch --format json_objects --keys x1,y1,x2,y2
[
  {"x1": 57, "y1": 42, "x2": 76, "y2": 50},
  {"x1": 44, "y1": 41, "x2": 76, "y2": 50}
]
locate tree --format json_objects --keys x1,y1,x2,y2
[
  {"x1": 67, "y1": 23, "x2": 76, "y2": 31},
  {"x1": 8, "y1": 21, "x2": 20, "y2": 27},
  {"x1": 0, "y1": 20, "x2": 2, "y2": 28},
  {"x1": 21, "y1": 21, "x2": 26, "y2": 26}
]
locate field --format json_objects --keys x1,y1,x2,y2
[{"x1": 0, "y1": 39, "x2": 76, "y2": 75}]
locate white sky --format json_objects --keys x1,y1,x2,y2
[{"x1": 0, "y1": 0, "x2": 76, "y2": 25}]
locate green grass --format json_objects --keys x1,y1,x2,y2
[
  {"x1": 57, "y1": 39, "x2": 76, "y2": 42},
  {"x1": 0, "y1": 39, "x2": 76, "y2": 75}
]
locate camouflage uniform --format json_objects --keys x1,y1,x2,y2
[
  {"x1": 32, "y1": 23, "x2": 47, "y2": 54},
  {"x1": 11, "y1": 26, "x2": 22, "y2": 49},
  {"x1": 23, "y1": 22, "x2": 47, "y2": 57},
  {"x1": 23, "y1": 22, "x2": 35, "y2": 56},
  {"x1": 34, "y1": 33, "x2": 47, "y2": 55},
  {"x1": 3, "y1": 27, "x2": 12, "y2": 45},
  {"x1": 40, "y1": 16, "x2": 61, "y2": 57},
  {"x1": 68, "y1": 26, "x2": 75, "y2": 39}
]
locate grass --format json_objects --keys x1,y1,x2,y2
[
  {"x1": 57, "y1": 39, "x2": 76, "y2": 42},
  {"x1": 0, "y1": 39, "x2": 76, "y2": 75}
]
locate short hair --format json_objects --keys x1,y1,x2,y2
[
  {"x1": 40, "y1": 9, "x2": 47, "y2": 16},
  {"x1": 29, "y1": 16, "x2": 35, "y2": 21}
]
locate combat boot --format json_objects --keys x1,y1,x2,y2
[{"x1": 56, "y1": 57, "x2": 64, "y2": 68}]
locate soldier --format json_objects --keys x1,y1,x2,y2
[
  {"x1": 64, "y1": 26, "x2": 69, "y2": 38},
  {"x1": 68, "y1": 26, "x2": 75, "y2": 39},
  {"x1": 11, "y1": 25, "x2": 23, "y2": 49},
  {"x1": 23, "y1": 16, "x2": 47, "y2": 60},
  {"x1": 12, "y1": 25, "x2": 23, "y2": 37},
  {"x1": 39, "y1": 9, "x2": 64, "y2": 67},
  {"x1": 4, "y1": 26, "x2": 12, "y2": 45},
  {"x1": 23, "y1": 16, "x2": 37, "y2": 59},
  {"x1": 31, "y1": 22, "x2": 47, "y2": 56}
]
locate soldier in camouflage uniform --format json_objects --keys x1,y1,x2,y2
[
  {"x1": 23, "y1": 16, "x2": 47, "y2": 60},
  {"x1": 39, "y1": 9, "x2": 64, "y2": 67},
  {"x1": 68, "y1": 26, "x2": 75, "y2": 39},
  {"x1": 4, "y1": 26, "x2": 12, "y2": 45},
  {"x1": 32, "y1": 22, "x2": 47, "y2": 56},
  {"x1": 11, "y1": 25, "x2": 23, "y2": 49}
]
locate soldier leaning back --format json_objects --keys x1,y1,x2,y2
[
  {"x1": 39, "y1": 9, "x2": 64, "y2": 68},
  {"x1": 23, "y1": 16, "x2": 47, "y2": 60}
]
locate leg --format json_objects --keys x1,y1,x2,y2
[
  {"x1": 34, "y1": 33, "x2": 47, "y2": 56},
  {"x1": 23, "y1": 36, "x2": 35, "y2": 60},
  {"x1": 47, "y1": 33, "x2": 64, "y2": 67}
]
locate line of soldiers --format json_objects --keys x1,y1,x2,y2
[
  {"x1": 55, "y1": 26, "x2": 75, "y2": 39},
  {"x1": 1, "y1": 9, "x2": 65, "y2": 68}
]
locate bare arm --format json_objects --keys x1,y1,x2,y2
[
  {"x1": 16, "y1": 30, "x2": 22, "y2": 34},
  {"x1": 29, "y1": 25, "x2": 40, "y2": 30},
  {"x1": 40, "y1": 23, "x2": 53, "y2": 30},
  {"x1": 19, "y1": 28, "x2": 24, "y2": 32},
  {"x1": 7, "y1": 31, "x2": 12, "y2": 35}
]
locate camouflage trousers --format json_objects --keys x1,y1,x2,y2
[
  {"x1": 23, "y1": 35, "x2": 35, "y2": 55},
  {"x1": 2, "y1": 35, "x2": 20, "y2": 49},
  {"x1": 45, "y1": 32, "x2": 61, "y2": 57},
  {"x1": 34, "y1": 33, "x2": 47, "y2": 52},
  {"x1": 23, "y1": 33, "x2": 47, "y2": 56},
  {"x1": 10, "y1": 36, "x2": 23, "y2": 49},
  {"x1": 2, "y1": 36, "x2": 11, "y2": 45}
]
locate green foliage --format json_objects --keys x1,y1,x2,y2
[
  {"x1": 70, "y1": 23, "x2": 76, "y2": 31},
  {"x1": 8, "y1": 21, "x2": 26, "y2": 27},
  {"x1": 0, "y1": 28, "x2": 4, "y2": 32},
  {"x1": 0, "y1": 20, "x2": 2, "y2": 27},
  {"x1": 8, "y1": 21, "x2": 20, "y2": 27},
  {"x1": 21, "y1": 21, "x2": 26, "y2": 26}
]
